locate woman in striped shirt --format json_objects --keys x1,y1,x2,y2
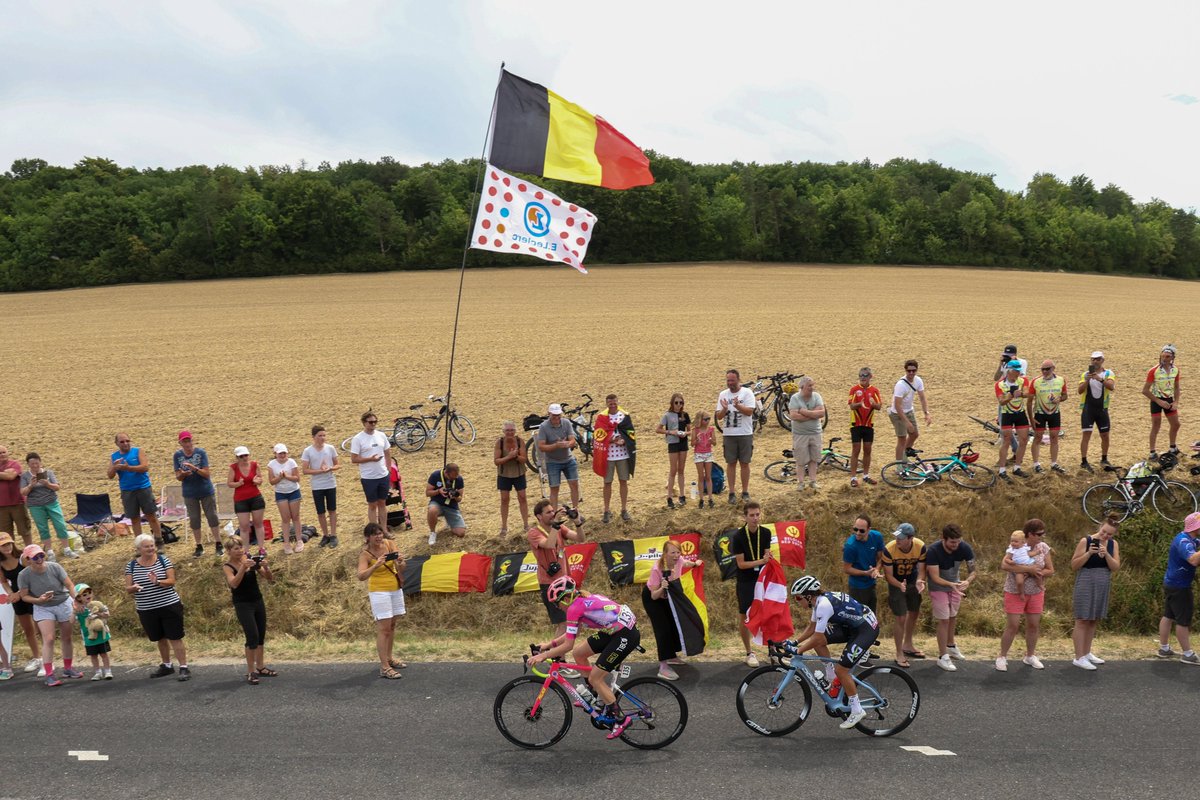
[{"x1": 123, "y1": 534, "x2": 190, "y2": 681}]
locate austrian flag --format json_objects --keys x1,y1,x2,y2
[{"x1": 469, "y1": 164, "x2": 596, "y2": 273}]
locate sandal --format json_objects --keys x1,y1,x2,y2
[
  {"x1": 863, "y1": 476, "x2": 878, "y2": 485},
  {"x1": 255, "y1": 667, "x2": 278, "y2": 677},
  {"x1": 246, "y1": 673, "x2": 260, "y2": 685},
  {"x1": 389, "y1": 659, "x2": 408, "y2": 670},
  {"x1": 894, "y1": 658, "x2": 911, "y2": 668},
  {"x1": 903, "y1": 649, "x2": 927, "y2": 659},
  {"x1": 379, "y1": 666, "x2": 402, "y2": 680}
]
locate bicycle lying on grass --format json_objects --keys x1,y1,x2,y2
[
  {"x1": 880, "y1": 441, "x2": 995, "y2": 489},
  {"x1": 736, "y1": 639, "x2": 919, "y2": 738},
  {"x1": 763, "y1": 437, "x2": 852, "y2": 483},
  {"x1": 493, "y1": 645, "x2": 688, "y2": 750},
  {"x1": 1081, "y1": 451, "x2": 1197, "y2": 524}
]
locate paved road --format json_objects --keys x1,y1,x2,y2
[{"x1": 7, "y1": 657, "x2": 1196, "y2": 800}]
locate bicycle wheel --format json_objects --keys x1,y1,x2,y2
[
  {"x1": 735, "y1": 665, "x2": 812, "y2": 737},
  {"x1": 525, "y1": 437, "x2": 541, "y2": 473},
  {"x1": 820, "y1": 405, "x2": 828, "y2": 431},
  {"x1": 493, "y1": 676, "x2": 572, "y2": 749},
  {"x1": 616, "y1": 677, "x2": 688, "y2": 750},
  {"x1": 449, "y1": 413, "x2": 476, "y2": 445},
  {"x1": 1081, "y1": 483, "x2": 1130, "y2": 524},
  {"x1": 774, "y1": 397, "x2": 791, "y2": 429},
  {"x1": 821, "y1": 452, "x2": 852, "y2": 473},
  {"x1": 340, "y1": 436, "x2": 354, "y2": 452},
  {"x1": 392, "y1": 417, "x2": 427, "y2": 453},
  {"x1": 1153, "y1": 481, "x2": 1198, "y2": 523},
  {"x1": 752, "y1": 408, "x2": 766, "y2": 433},
  {"x1": 880, "y1": 461, "x2": 928, "y2": 489},
  {"x1": 852, "y1": 665, "x2": 919, "y2": 737},
  {"x1": 763, "y1": 460, "x2": 795, "y2": 484},
  {"x1": 947, "y1": 462, "x2": 996, "y2": 489}
]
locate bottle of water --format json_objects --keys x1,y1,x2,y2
[
  {"x1": 576, "y1": 683, "x2": 595, "y2": 706},
  {"x1": 813, "y1": 672, "x2": 830, "y2": 691},
  {"x1": 689, "y1": 482, "x2": 698, "y2": 500},
  {"x1": 828, "y1": 677, "x2": 842, "y2": 698}
]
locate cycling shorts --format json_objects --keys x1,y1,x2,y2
[
  {"x1": 850, "y1": 426, "x2": 874, "y2": 444},
  {"x1": 1000, "y1": 411, "x2": 1030, "y2": 430},
  {"x1": 823, "y1": 621, "x2": 878, "y2": 668},
  {"x1": 1033, "y1": 411, "x2": 1061, "y2": 432},
  {"x1": 1151, "y1": 398, "x2": 1178, "y2": 417},
  {"x1": 587, "y1": 625, "x2": 641, "y2": 672},
  {"x1": 1081, "y1": 407, "x2": 1110, "y2": 433}
]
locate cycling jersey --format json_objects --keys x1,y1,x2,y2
[
  {"x1": 811, "y1": 592, "x2": 877, "y2": 634},
  {"x1": 848, "y1": 384, "x2": 882, "y2": 428},
  {"x1": 1031, "y1": 374, "x2": 1065, "y2": 414},
  {"x1": 995, "y1": 377, "x2": 1032, "y2": 413},
  {"x1": 563, "y1": 594, "x2": 637, "y2": 639},
  {"x1": 1078, "y1": 369, "x2": 1115, "y2": 409},
  {"x1": 1147, "y1": 365, "x2": 1179, "y2": 400}
]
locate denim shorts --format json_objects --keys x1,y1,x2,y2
[
  {"x1": 429, "y1": 503, "x2": 466, "y2": 530},
  {"x1": 274, "y1": 489, "x2": 301, "y2": 503},
  {"x1": 544, "y1": 458, "x2": 579, "y2": 487}
]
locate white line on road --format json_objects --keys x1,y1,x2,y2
[
  {"x1": 901, "y1": 745, "x2": 956, "y2": 756},
  {"x1": 68, "y1": 750, "x2": 109, "y2": 761}
]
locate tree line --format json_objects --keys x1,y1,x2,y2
[{"x1": 1, "y1": 153, "x2": 1197, "y2": 292}]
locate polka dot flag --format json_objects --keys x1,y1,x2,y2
[{"x1": 469, "y1": 163, "x2": 597, "y2": 274}]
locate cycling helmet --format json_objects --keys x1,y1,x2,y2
[
  {"x1": 790, "y1": 575, "x2": 822, "y2": 597},
  {"x1": 546, "y1": 576, "x2": 578, "y2": 605},
  {"x1": 1163, "y1": 344, "x2": 1177, "y2": 356}
]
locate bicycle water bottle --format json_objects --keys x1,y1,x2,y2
[
  {"x1": 813, "y1": 672, "x2": 830, "y2": 692},
  {"x1": 828, "y1": 677, "x2": 842, "y2": 698},
  {"x1": 575, "y1": 683, "x2": 596, "y2": 705},
  {"x1": 690, "y1": 482, "x2": 698, "y2": 500}
]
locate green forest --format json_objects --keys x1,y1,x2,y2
[{"x1": 1, "y1": 153, "x2": 1197, "y2": 292}]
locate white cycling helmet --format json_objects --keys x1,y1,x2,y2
[{"x1": 790, "y1": 575, "x2": 822, "y2": 597}]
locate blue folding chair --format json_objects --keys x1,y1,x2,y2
[{"x1": 68, "y1": 493, "x2": 118, "y2": 545}]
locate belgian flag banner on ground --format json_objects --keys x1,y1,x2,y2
[
  {"x1": 490, "y1": 543, "x2": 599, "y2": 596},
  {"x1": 402, "y1": 552, "x2": 491, "y2": 594},
  {"x1": 666, "y1": 561, "x2": 709, "y2": 656},
  {"x1": 600, "y1": 533, "x2": 702, "y2": 586},
  {"x1": 712, "y1": 521, "x2": 807, "y2": 580}
]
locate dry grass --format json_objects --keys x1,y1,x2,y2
[{"x1": 5, "y1": 263, "x2": 1197, "y2": 660}]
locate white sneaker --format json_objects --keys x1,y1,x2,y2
[
  {"x1": 23, "y1": 658, "x2": 40, "y2": 673},
  {"x1": 90, "y1": 670, "x2": 104, "y2": 681},
  {"x1": 1072, "y1": 657, "x2": 1098, "y2": 671},
  {"x1": 839, "y1": 709, "x2": 867, "y2": 729},
  {"x1": 994, "y1": 656, "x2": 1008, "y2": 672},
  {"x1": 745, "y1": 652, "x2": 759, "y2": 668},
  {"x1": 1086, "y1": 652, "x2": 1105, "y2": 665},
  {"x1": 427, "y1": 531, "x2": 437, "y2": 546},
  {"x1": 946, "y1": 645, "x2": 966, "y2": 661},
  {"x1": 37, "y1": 666, "x2": 47, "y2": 677},
  {"x1": 936, "y1": 654, "x2": 957, "y2": 672},
  {"x1": 63, "y1": 547, "x2": 80, "y2": 559},
  {"x1": 1022, "y1": 654, "x2": 1045, "y2": 670}
]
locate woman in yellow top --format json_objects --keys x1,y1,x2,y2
[{"x1": 356, "y1": 522, "x2": 407, "y2": 679}]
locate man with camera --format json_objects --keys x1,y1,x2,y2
[
  {"x1": 1078, "y1": 351, "x2": 1116, "y2": 472},
  {"x1": 527, "y1": 499, "x2": 584, "y2": 661},
  {"x1": 425, "y1": 463, "x2": 466, "y2": 546}
]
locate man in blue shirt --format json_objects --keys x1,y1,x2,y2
[
  {"x1": 107, "y1": 433, "x2": 162, "y2": 547},
  {"x1": 1157, "y1": 511, "x2": 1200, "y2": 664},
  {"x1": 842, "y1": 514, "x2": 885, "y2": 616}
]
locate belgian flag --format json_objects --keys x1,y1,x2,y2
[
  {"x1": 402, "y1": 553, "x2": 491, "y2": 594},
  {"x1": 666, "y1": 562, "x2": 709, "y2": 656},
  {"x1": 490, "y1": 70, "x2": 654, "y2": 190}
]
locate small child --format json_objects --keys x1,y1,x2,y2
[
  {"x1": 1005, "y1": 530, "x2": 1042, "y2": 595},
  {"x1": 692, "y1": 413, "x2": 716, "y2": 507},
  {"x1": 73, "y1": 583, "x2": 112, "y2": 680}
]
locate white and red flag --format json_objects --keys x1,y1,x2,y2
[
  {"x1": 745, "y1": 559, "x2": 794, "y2": 646},
  {"x1": 469, "y1": 164, "x2": 597, "y2": 273}
]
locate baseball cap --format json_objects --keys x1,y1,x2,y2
[
  {"x1": 1185, "y1": 512, "x2": 1200, "y2": 533},
  {"x1": 273, "y1": 443, "x2": 288, "y2": 454},
  {"x1": 1003, "y1": 344, "x2": 1018, "y2": 355},
  {"x1": 233, "y1": 446, "x2": 250, "y2": 457},
  {"x1": 0, "y1": 532, "x2": 13, "y2": 547},
  {"x1": 21, "y1": 544, "x2": 45, "y2": 563},
  {"x1": 1090, "y1": 351, "x2": 1105, "y2": 359},
  {"x1": 892, "y1": 522, "x2": 916, "y2": 539},
  {"x1": 1006, "y1": 360, "x2": 1022, "y2": 370},
  {"x1": 178, "y1": 430, "x2": 193, "y2": 442},
  {"x1": 74, "y1": 583, "x2": 91, "y2": 595},
  {"x1": 548, "y1": 403, "x2": 563, "y2": 415}
]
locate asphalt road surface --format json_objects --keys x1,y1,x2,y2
[{"x1": 7, "y1": 657, "x2": 1196, "y2": 800}]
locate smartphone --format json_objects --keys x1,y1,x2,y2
[{"x1": 384, "y1": 552, "x2": 400, "y2": 562}]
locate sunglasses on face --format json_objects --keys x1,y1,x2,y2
[
  {"x1": 366, "y1": 419, "x2": 378, "y2": 425},
  {"x1": 905, "y1": 368, "x2": 917, "y2": 373},
  {"x1": 31, "y1": 554, "x2": 45, "y2": 562},
  {"x1": 851, "y1": 527, "x2": 867, "y2": 533}
]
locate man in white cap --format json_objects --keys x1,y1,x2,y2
[
  {"x1": 1078, "y1": 351, "x2": 1115, "y2": 472},
  {"x1": 1143, "y1": 344, "x2": 1181, "y2": 461},
  {"x1": 536, "y1": 404, "x2": 584, "y2": 521}
]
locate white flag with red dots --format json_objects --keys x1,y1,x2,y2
[{"x1": 469, "y1": 164, "x2": 597, "y2": 274}]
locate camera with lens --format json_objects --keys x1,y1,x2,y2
[
  {"x1": 250, "y1": 554, "x2": 265, "y2": 568},
  {"x1": 563, "y1": 506, "x2": 579, "y2": 521},
  {"x1": 546, "y1": 561, "x2": 562, "y2": 577}
]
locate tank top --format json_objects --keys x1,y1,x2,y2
[
  {"x1": 1081, "y1": 537, "x2": 1115, "y2": 569},
  {"x1": 1, "y1": 559, "x2": 22, "y2": 595},
  {"x1": 364, "y1": 544, "x2": 403, "y2": 592},
  {"x1": 231, "y1": 461, "x2": 261, "y2": 502},
  {"x1": 496, "y1": 437, "x2": 524, "y2": 479},
  {"x1": 693, "y1": 426, "x2": 714, "y2": 455},
  {"x1": 225, "y1": 561, "x2": 263, "y2": 603}
]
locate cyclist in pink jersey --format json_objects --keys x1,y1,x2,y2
[{"x1": 529, "y1": 576, "x2": 642, "y2": 737}]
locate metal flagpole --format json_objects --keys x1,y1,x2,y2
[{"x1": 440, "y1": 62, "x2": 505, "y2": 469}]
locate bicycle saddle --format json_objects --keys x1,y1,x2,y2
[
  {"x1": 782, "y1": 449, "x2": 794, "y2": 459},
  {"x1": 827, "y1": 437, "x2": 841, "y2": 445},
  {"x1": 905, "y1": 448, "x2": 922, "y2": 456},
  {"x1": 409, "y1": 404, "x2": 424, "y2": 410}
]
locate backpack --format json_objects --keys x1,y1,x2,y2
[{"x1": 711, "y1": 463, "x2": 726, "y2": 494}]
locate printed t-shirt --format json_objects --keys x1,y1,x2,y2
[{"x1": 848, "y1": 384, "x2": 882, "y2": 428}]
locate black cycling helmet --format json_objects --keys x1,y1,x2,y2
[{"x1": 790, "y1": 575, "x2": 822, "y2": 596}]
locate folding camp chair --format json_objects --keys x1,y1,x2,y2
[
  {"x1": 158, "y1": 484, "x2": 187, "y2": 524},
  {"x1": 67, "y1": 493, "x2": 118, "y2": 545},
  {"x1": 215, "y1": 484, "x2": 236, "y2": 523}
]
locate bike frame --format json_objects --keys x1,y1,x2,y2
[
  {"x1": 905, "y1": 452, "x2": 970, "y2": 479},
  {"x1": 764, "y1": 641, "x2": 887, "y2": 716},
  {"x1": 524, "y1": 657, "x2": 642, "y2": 726}
]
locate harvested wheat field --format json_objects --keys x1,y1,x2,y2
[{"x1": 4, "y1": 263, "x2": 1196, "y2": 658}]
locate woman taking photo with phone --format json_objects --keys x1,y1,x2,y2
[
  {"x1": 223, "y1": 536, "x2": 276, "y2": 684},
  {"x1": 1070, "y1": 515, "x2": 1121, "y2": 670},
  {"x1": 357, "y1": 522, "x2": 407, "y2": 679}
]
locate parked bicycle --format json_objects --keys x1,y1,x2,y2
[
  {"x1": 1081, "y1": 452, "x2": 1197, "y2": 524},
  {"x1": 523, "y1": 394, "x2": 598, "y2": 474},
  {"x1": 391, "y1": 395, "x2": 477, "y2": 453},
  {"x1": 763, "y1": 437, "x2": 852, "y2": 483},
  {"x1": 493, "y1": 645, "x2": 688, "y2": 750},
  {"x1": 736, "y1": 639, "x2": 919, "y2": 738},
  {"x1": 880, "y1": 441, "x2": 996, "y2": 489},
  {"x1": 740, "y1": 372, "x2": 828, "y2": 432}
]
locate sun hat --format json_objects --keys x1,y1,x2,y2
[
  {"x1": 1185, "y1": 512, "x2": 1200, "y2": 534},
  {"x1": 548, "y1": 403, "x2": 563, "y2": 415},
  {"x1": 74, "y1": 583, "x2": 91, "y2": 595},
  {"x1": 233, "y1": 446, "x2": 250, "y2": 457}
]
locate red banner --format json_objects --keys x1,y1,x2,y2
[
  {"x1": 564, "y1": 541, "x2": 597, "y2": 585},
  {"x1": 771, "y1": 520, "x2": 807, "y2": 568},
  {"x1": 592, "y1": 414, "x2": 614, "y2": 477}
]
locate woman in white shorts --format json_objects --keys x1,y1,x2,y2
[
  {"x1": 15, "y1": 543, "x2": 82, "y2": 686},
  {"x1": 357, "y1": 523, "x2": 407, "y2": 679}
]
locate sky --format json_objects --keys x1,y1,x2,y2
[{"x1": 3, "y1": 0, "x2": 1199, "y2": 208}]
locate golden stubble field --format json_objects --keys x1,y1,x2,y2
[{"x1": 3, "y1": 263, "x2": 1198, "y2": 651}]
